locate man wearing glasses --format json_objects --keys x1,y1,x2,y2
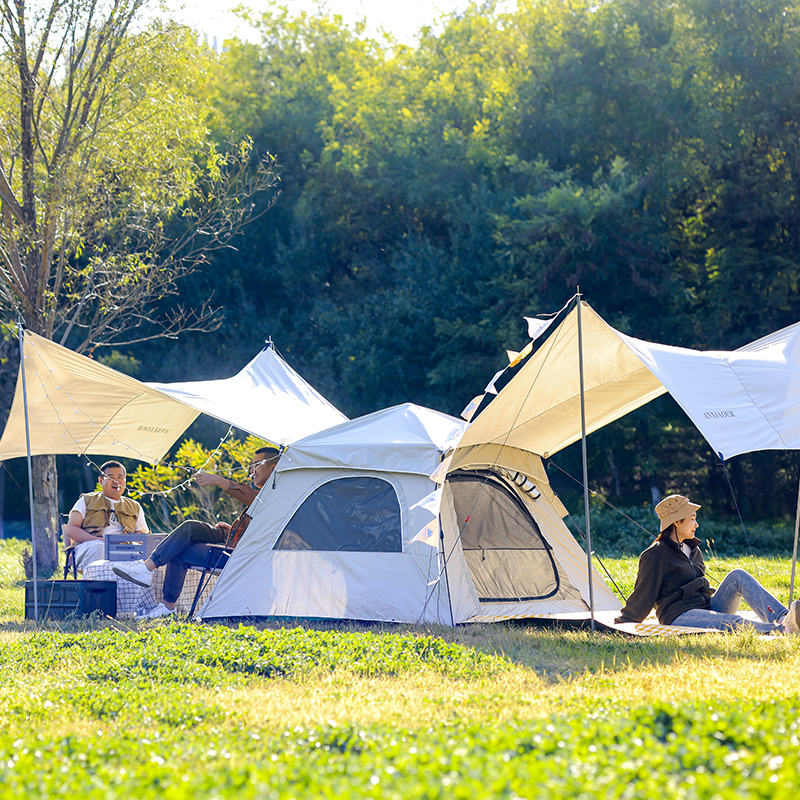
[
  {"x1": 113, "y1": 445, "x2": 280, "y2": 618},
  {"x1": 64, "y1": 461, "x2": 149, "y2": 569}
]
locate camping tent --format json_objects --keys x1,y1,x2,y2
[
  {"x1": 454, "y1": 297, "x2": 800, "y2": 626},
  {"x1": 0, "y1": 330, "x2": 348, "y2": 464},
  {"x1": 197, "y1": 403, "x2": 620, "y2": 624},
  {"x1": 197, "y1": 298, "x2": 800, "y2": 626}
]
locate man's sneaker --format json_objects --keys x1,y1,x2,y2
[
  {"x1": 138, "y1": 602, "x2": 175, "y2": 619},
  {"x1": 113, "y1": 559, "x2": 153, "y2": 588},
  {"x1": 783, "y1": 599, "x2": 800, "y2": 635}
]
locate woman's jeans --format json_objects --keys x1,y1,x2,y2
[{"x1": 672, "y1": 569, "x2": 788, "y2": 633}]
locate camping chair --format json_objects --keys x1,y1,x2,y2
[
  {"x1": 187, "y1": 513, "x2": 247, "y2": 617},
  {"x1": 188, "y1": 544, "x2": 231, "y2": 617},
  {"x1": 61, "y1": 516, "x2": 78, "y2": 580}
]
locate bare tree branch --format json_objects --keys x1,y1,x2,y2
[{"x1": 1, "y1": 0, "x2": 279, "y2": 354}]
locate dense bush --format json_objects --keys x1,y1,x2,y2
[{"x1": 567, "y1": 504, "x2": 797, "y2": 558}]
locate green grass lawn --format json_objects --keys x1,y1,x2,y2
[{"x1": 1, "y1": 538, "x2": 799, "y2": 798}]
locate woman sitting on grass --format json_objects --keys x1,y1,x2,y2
[{"x1": 616, "y1": 494, "x2": 800, "y2": 634}]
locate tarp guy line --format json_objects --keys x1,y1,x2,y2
[{"x1": 419, "y1": 304, "x2": 574, "y2": 621}]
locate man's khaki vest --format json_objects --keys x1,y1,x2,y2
[{"x1": 81, "y1": 492, "x2": 141, "y2": 533}]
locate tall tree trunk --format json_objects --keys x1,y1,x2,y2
[{"x1": 31, "y1": 454, "x2": 58, "y2": 573}]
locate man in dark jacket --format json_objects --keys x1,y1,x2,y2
[{"x1": 113, "y1": 446, "x2": 280, "y2": 617}]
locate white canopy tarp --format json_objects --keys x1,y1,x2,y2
[
  {"x1": 620, "y1": 322, "x2": 800, "y2": 460},
  {"x1": 458, "y1": 301, "x2": 800, "y2": 464},
  {"x1": 147, "y1": 346, "x2": 348, "y2": 448},
  {"x1": 0, "y1": 331, "x2": 348, "y2": 464}
]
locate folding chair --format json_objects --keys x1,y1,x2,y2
[
  {"x1": 188, "y1": 543, "x2": 231, "y2": 617},
  {"x1": 187, "y1": 513, "x2": 247, "y2": 617},
  {"x1": 61, "y1": 516, "x2": 78, "y2": 579}
]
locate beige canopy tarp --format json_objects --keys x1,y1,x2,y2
[
  {"x1": 0, "y1": 330, "x2": 347, "y2": 464},
  {"x1": 454, "y1": 299, "x2": 800, "y2": 468},
  {"x1": 454, "y1": 302, "x2": 667, "y2": 465}
]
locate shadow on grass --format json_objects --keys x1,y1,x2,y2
[
  {"x1": 0, "y1": 614, "x2": 800, "y2": 684},
  {"x1": 0, "y1": 611, "x2": 139, "y2": 635},
  {"x1": 196, "y1": 613, "x2": 800, "y2": 683}
]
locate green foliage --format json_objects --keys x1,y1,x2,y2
[
  {"x1": 97, "y1": 351, "x2": 142, "y2": 376},
  {"x1": 0, "y1": 538, "x2": 25, "y2": 618},
  {"x1": 178, "y1": 0, "x2": 800, "y2": 392},
  {"x1": 128, "y1": 435, "x2": 268, "y2": 529},
  {"x1": 567, "y1": 502, "x2": 798, "y2": 559},
  {"x1": 0, "y1": 618, "x2": 799, "y2": 797},
  {"x1": 19, "y1": 0, "x2": 800, "y2": 520},
  {"x1": 0, "y1": 623, "x2": 505, "y2": 684}
]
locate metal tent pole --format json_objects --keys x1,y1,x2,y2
[
  {"x1": 576, "y1": 291, "x2": 595, "y2": 632},
  {"x1": 790, "y1": 469, "x2": 800, "y2": 603},
  {"x1": 18, "y1": 322, "x2": 38, "y2": 620}
]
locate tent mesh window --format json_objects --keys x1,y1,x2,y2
[
  {"x1": 449, "y1": 471, "x2": 582, "y2": 603},
  {"x1": 274, "y1": 477, "x2": 402, "y2": 553}
]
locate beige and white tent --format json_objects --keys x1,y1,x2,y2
[
  {"x1": 197, "y1": 403, "x2": 620, "y2": 624},
  {"x1": 0, "y1": 327, "x2": 349, "y2": 619}
]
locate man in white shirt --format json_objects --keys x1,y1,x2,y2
[{"x1": 64, "y1": 461, "x2": 149, "y2": 569}]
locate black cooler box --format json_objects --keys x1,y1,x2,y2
[{"x1": 25, "y1": 580, "x2": 117, "y2": 620}]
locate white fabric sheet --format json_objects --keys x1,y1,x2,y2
[
  {"x1": 618, "y1": 320, "x2": 800, "y2": 459},
  {"x1": 147, "y1": 346, "x2": 348, "y2": 446}
]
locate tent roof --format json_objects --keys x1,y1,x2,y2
[
  {"x1": 0, "y1": 332, "x2": 348, "y2": 465},
  {"x1": 457, "y1": 302, "x2": 666, "y2": 460},
  {"x1": 458, "y1": 300, "x2": 800, "y2": 463},
  {"x1": 279, "y1": 403, "x2": 467, "y2": 475}
]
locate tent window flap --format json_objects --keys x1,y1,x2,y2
[
  {"x1": 449, "y1": 471, "x2": 581, "y2": 604},
  {"x1": 274, "y1": 477, "x2": 403, "y2": 553}
]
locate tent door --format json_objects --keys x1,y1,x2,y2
[{"x1": 448, "y1": 470, "x2": 562, "y2": 603}]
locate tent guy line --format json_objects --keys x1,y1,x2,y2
[
  {"x1": 550, "y1": 443, "x2": 764, "y2": 584},
  {"x1": 545, "y1": 457, "x2": 657, "y2": 540},
  {"x1": 717, "y1": 453, "x2": 761, "y2": 576},
  {"x1": 540, "y1": 469, "x2": 627, "y2": 598}
]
